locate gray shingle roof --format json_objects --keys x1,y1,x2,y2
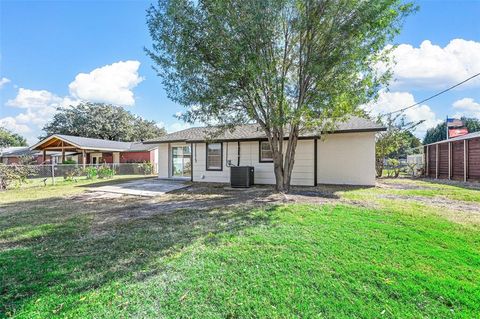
[
  {"x1": 145, "y1": 116, "x2": 385, "y2": 143},
  {"x1": 0, "y1": 147, "x2": 35, "y2": 157},
  {"x1": 31, "y1": 134, "x2": 156, "y2": 152}
]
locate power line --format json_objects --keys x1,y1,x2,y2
[{"x1": 382, "y1": 72, "x2": 480, "y2": 117}]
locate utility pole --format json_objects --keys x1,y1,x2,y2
[
  {"x1": 446, "y1": 116, "x2": 449, "y2": 140},
  {"x1": 51, "y1": 156, "x2": 55, "y2": 185}
]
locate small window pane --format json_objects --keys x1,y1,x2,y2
[
  {"x1": 207, "y1": 143, "x2": 222, "y2": 170},
  {"x1": 260, "y1": 141, "x2": 273, "y2": 161}
]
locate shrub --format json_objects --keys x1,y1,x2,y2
[
  {"x1": 386, "y1": 158, "x2": 401, "y2": 178},
  {"x1": 62, "y1": 159, "x2": 76, "y2": 164},
  {"x1": 0, "y1": 163, "x2": 38, "y2": 190},
  {"x1": 97, "y1": 165, "x2": 115, "y2": 179},
  {"x1": 84, "y1": 167, "x2": 98, "y2": 179},
  {"x1": 138, "y1": 161, "x2": 154, "y2": 175},
  {"x1": 64, "y1": 167, "x2": 83, "y2": 181}
]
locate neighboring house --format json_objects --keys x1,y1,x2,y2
[
  {"x1": 0, "y1": 146, "x2": 54, "y2": 164},
  {"x1": 424, "y1": 131, "x2": 480, "y2": 182},
  {"x1": 145, "y1": 116, "x2": 385, "y2": 186},
  {"x1": 30, "y1": 134, "x2": 158, "y2": 169}
]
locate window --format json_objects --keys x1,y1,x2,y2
[
  {"x1": 206, "y1": 142, "x2": 222, "y2": 170},
  {"x1": 259, "y1": 141, "x2": 273, "y2": 162}
]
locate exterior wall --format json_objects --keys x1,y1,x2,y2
[
  {"x1": 157, "y1": 132, "x2": 376, "y2": 186},
  {"x1": 1, "y1": 157, "x2": 20, "y2": 164},
  {"x1": 237, "y1": 140, "x2": 315, "y2": 186},
  {"x1": 191, "y1": 139, "x2": 315, "y2": 186},
  {"x1": 317, "y1": 132, "x2": 376, "y2": 186},
  {"x1": 113, "y1": 152, "x2": 120, "y2": 164},
  {"x1": 1, "y1": 155, "x2": 49, "y2": 164},
  {"x1": 192, "y1": 142, "x2": 237, "y2": 183},
  {"x1": 158, "y1": 143, "x2": 170, "y2": 178},
  {"x1": 152, "y1": 149, "x2": 159, "y2": 174},
  {"x1": 120, "y1": 151, "x2": 151, "y2": 163}
]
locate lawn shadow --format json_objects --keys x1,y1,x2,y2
[{"x1": 0, "y1": 189, "x2": 279, "y2": 316}]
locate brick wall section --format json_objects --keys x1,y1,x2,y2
[{"x1": 120, "y1": 151, "x2": 153, "y2": 163}]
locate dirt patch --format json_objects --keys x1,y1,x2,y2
[
  {"x1": 418, "y1": 178, "x2": 480, "y2": 190},
  {"x1": 377, "y1": 180, "x2": 439, "y2": 191},
  {"x1": 21, "y1": 179, "x2": 478, "y2": 235},
  {"x1": 377, "y1": 194, "x2": 480, "y2": 214}
]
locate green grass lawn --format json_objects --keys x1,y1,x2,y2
[
  {"x1": 0, "y1": 175, "x2": 149, "y2": 203},
  {"x1": 1, "y1": 178, "x2": 479, "y2": 318}
]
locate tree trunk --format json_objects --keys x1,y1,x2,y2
[
  {"x1": 375, "y1": 157, "x2": 384, "y2": 177},
  {"x1": 270, "y1": 127, "x2": 299, "y2": 193}
]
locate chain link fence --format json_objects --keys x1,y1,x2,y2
[
  {"x1": 0, "y1": 163, "x2": 156, "y2": 190},
  {"x1": 29, "y1": 163, "x2": 156, "y2": 179}
]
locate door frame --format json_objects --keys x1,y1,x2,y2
[{"x1": 170, "y1": 145, "x2": 192, "y2": 179}]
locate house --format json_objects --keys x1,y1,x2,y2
[
  {"x1": 1, "y1": 147, "x2": 37, "y2": 164},
  {"x1": 0, "y1": 146, "x2": 57, "y2": 164},
  {"x1": 424, "y1": 131, "x2": 480, "y2": 181},
  {"x1": 144, "y1": 116, "x2": 385, "y2": 186},
  {"x1": 30, "y1": 134, "x2": 158, "y2": 169}
]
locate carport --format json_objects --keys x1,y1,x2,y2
[{"x1": 30, "y1": 134, "x2": 156, "y2": 167}]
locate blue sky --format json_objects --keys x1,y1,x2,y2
[{"x1": 1, "y1": 0, "x2": 479, "y2": 143}]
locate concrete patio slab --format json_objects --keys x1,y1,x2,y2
[{"x1": 88, "y1": 179, "x2": 189, "y2": 197}]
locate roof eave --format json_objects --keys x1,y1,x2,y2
[{"x1": 148, "y1": 127, "x2": 386, "y2": 144}]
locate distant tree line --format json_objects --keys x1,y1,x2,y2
[
  {"x1": 42, "y1": 102, "x2": 166, "y2": 142},
  {"x1": 0, "y1": 127, "x2": 27, "y2": 147}
]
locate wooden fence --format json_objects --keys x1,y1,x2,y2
[{"x1": 424, "y1": 137, "x2": 480, "y2": 181}]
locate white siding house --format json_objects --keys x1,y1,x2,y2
[{"x1": 147, "y1": 117, "x2": 384, "y2": 186}]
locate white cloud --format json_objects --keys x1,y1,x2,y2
[
  {"x1": 381, "y1": 39, "x2": 480, "y2": 89},
  {"x1": 452, "y1": 97, "x2": 480, "y2": 118},
  {"x1": 1, "y1": 88, "x2": 62, "y2": 143},
  {"x1": 0, "y1": 77, "x2": 10, "y2": 89},
  {"x1": 0, "y1": 117, "x2": 31, "y2": 134},
  {"x1": 364, "y1": 91, "x2": 442, "y2": 136},
  {"x1": 1, "y1": 60, "x2": 143, "y2": 143},
  {"x1": 68, "y1": 60, "x2": 143, "y2": 106},
  {"x1": 7, "y1": 88, "x2": 63, "y2": 109}
]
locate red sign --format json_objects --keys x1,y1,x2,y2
[{"x1": 448, "y1": 128, "x2": 468, "y2": 138}]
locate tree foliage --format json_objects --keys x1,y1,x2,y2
[
  {"x1": 147, "y1": 0, "x2": 415, "y2": 191},
  {"x1": 375, "y1": 115, "x2": 422, "y2": 177},
  {"x1": 0, "y1": 127, "x2": 27, "y2": 147},
  {"x1": 42, "y1": 102, "x2": 166, "y2": 142},
  {"x1": 423, "y1": 117, "x2": 480, "y2": 144}
]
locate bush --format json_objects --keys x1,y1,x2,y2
[
  {"x1": 97, "y1": 165, "x2": 115, "y2": 179},
  {"x1": 84, "y1": 167, "x2": 98, "y2": 179},
  {"x1": 138, "y1": 161, "x2": 154, "y2": 175},
  {"x1": 0, "y1": 163, "x2": 38, "y2": 190},
  {"x1": 64, "y1": 167, "x2": 83, "y2": 181},
  {"x1": 62, "y1": 159, "x2": 76, "y2": 164},
  {"x1": 385, "y1": 158, "x2": 401, "y2": 178}
]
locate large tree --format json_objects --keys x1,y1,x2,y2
[
  {"x1": 147, "y1": 0, "x2": 415, "y2": 191},
  {"x1": 0, "y1": 127, "x2": 27, "y2": 148},
  {"x1": 423, "y1": 117, "x2": 480, "y2": 144},
  {"x1": 42, "y1": 102, "x2": 166, "y2": 142}
]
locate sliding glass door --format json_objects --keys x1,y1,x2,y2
[{"x1": 171, "y1": 146, "x2": 191, "y2": 178}]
